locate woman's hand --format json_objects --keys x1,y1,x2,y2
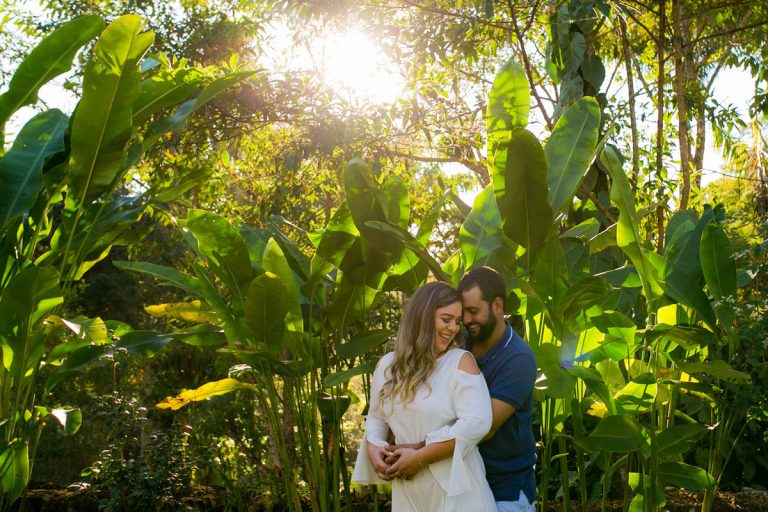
[
  {"x1": 366, "y1": 443, "x2": 395, "y2": 481},
  {"x1": 385, "y1": 448, "x2": 425, "y2": 480},
  {"x1": 384, "y1": 441, "x2": 425, "y2": 464}
]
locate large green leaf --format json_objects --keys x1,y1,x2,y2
[
  {"x1": 533, "y1": 342, "x2": 577, "y2": 398},
  {"x1": 576, "y1": 415, "x2": 645, "y2": 452},
  {"x1": 113, "y1": 261, "x2": 202, "y2": 297},
  {"x1": 646, "y1": 323, "x2": 712, "y2": 350},
  {"x1": 599, "y1": 145, "x2": 664, "y2": 299},
  {"x1": 133, "y1": 66, "x2": 207, "y2": 125},
  {"x1": 679, "y1": 360, "x2": 751, "y2": 384},
  {"x1": 557, "y1": 276, "x2": 611, "y2": 320},
  {"x1": 664, "y1": 262, "x2": 717, "y2": 330},
  {"x1": 0, "y1": 441, "x2": 29, "y2": 502},
  {"x1": 185, "y1": 210, "x2": 253, "y2": 295},
  {"x1": 327, "y1": 271, "x2": 380, "y2": 329},
  {"x1": 614, "y1": 374, "x2": 656, "y2": 415},
  {"x1": 486, "y1": 59, "x2": 529, "y2": 165},
  {"x1": 116, "y1": 331, "x2": 174, "y2": 356},
  {"x1": 0, "y1": 265, "x2": 62, "y2": 337},
  {"x1": 664, "y1": 210, "x2": 697, "y2": 258},
  {"x1": 492, "y1": 128, "x2": 552, "y2": 262},
  {"x1": 335, "y1": 329, "x2": 394, "y2": 359},
  {"x1": 459, "y1": 185, "x2": 504, "y2": 269},
  {"x1": 337, "y1": 238, "x2": 389, "y2": 287},
  {"x1": 383, "y1": 176, "x2": 410, "y2": 230},
  {"x1": 700, "y1": 223, "x2": 736, "y2": 317},
  {"x1": 383, "y1": 246, "x2": 430, "y2": 293},
  {"x1": 0, "y1": 109, "x2": 68, "y2": 232},
  {"x1": 268, "y1": 217, "x2": 311, "y2": 282},
  {"x1": 364, "y1": 221, "x2": 448, "y2": 282},
  {"x1": 562, "y1": 217, "x2": 600, "y2": 241},
  {"x1": 344, "y1": 158, "x2": 399, "y2": 254},
  {"x1": 531, "y1": 236, "x2": 568, "y2": 305},
  {"x1": 49, "y1": 195, "x2": 148, "y2": 279},
  {"x1": 263, "y1": 238, "x2": 304, "y2": 334},
  {"x1": 0, "y1": 15, "x2": 104, "y2": 127},
  {"x1": 672, "y1": 206, "x2": 715, "y2": 280},
  {"x1": 323, "y1": 359, "x2": 378, "y2": 387},
  {"x1": 591, "y1": 310, "x2": 637, "y2": 353},
  {"x1": 653, "y1": 423, "x2": 707, "y2": 458},
  {"x1": 658, "y1": 462, "x2": 715, "y2": 490},
  {"x1": 569, "y1": 366, "x2": 619, "y2": 414},
  {"x1": 171, "y1": 324, "x2": 226, "y2": 347},
  {"x1": 69, "y1": 14, "x2": 153, "y2": 206},
  {"x1": 304, "y1": 202, "x2": 359, "y2": 294},
  {"x1": 244, "y1": 271, "x2": 288, "y2": 349},
  {"x1": 545, "y1": 96, "x2": 601, "y2": 215},
  {"x1": 48, "y1": 315, "x2": 108, "y2": 346}
]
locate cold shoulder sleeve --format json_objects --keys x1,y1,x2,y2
[
  {"x1": 424, "y1": 352, "x2": 492, "y2": 496},
  {"x1": 351, "y1": 353, "x2": 393, "y2": 485}
]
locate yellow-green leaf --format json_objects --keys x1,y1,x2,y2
[
  {"x1": 144, "y1": 300, "x2": 218, "y2": 323},
  {"x1": 156, "y1": 378, "x2": 256, "y2": 411}
]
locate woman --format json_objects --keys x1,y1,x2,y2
[{"x1": 352, "y1": 281, "x2": 496, "y2": 511}]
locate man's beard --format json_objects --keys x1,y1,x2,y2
[{"x1": 466, "y1": 308, "x2": 497, "y2": 344}]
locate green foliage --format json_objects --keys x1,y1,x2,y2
[
  {"x1": 1, "y1": 2, "x2": 766, "y2": 510},
  {"x1": 0, "y1": 15, "x2": 104, "y2": 129},
  {"x1": 0, "y1": 13, "x2": 250, "y2": 507},
  {"x1": 82, "y1": 394, "x2": 195, "y2": 512}
]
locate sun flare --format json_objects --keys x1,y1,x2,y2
[
  {"x1": 316, "y1": 28, "x2": 403, "y2": 104},
  {"x1": 264, "y1": 24, "x2": 404, "y2": 104}
]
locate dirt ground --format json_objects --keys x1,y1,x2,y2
[{"x1": 15, "y1": 485, "x2": 768, "y2": 511}]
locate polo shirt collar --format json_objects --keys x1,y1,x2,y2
[{"x1": 475, "y1": 322, "x2": 514, "y2": 365}]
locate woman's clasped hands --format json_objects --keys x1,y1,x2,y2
[
  {"x1": 384, "y1": 447, "x2": 424, "y2": 480},
  {"x1": 367, "y1": 442, "x2": 426, "y2": 481}
]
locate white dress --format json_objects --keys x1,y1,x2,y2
[{"x1": 352, "y1": 348, "x2": 496, "y2": 512}]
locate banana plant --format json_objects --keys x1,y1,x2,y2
[
  {"x1": 117, "y1": 151, "x2": 454, "y2": 511},
  {"x1": 448, "y1": 57, "x2": 754, "y2": 512},
  {"x1": 0, "y1": 14, "x2": 250, "y2": 507}
]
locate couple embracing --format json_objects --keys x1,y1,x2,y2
[{"x1": 352, "y1": 267, "x2": 538, "y2": 512}]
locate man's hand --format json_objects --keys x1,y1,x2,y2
[
  {"x1": 384, "y1": 441, "x2": 425, "y2": 464},
  {"x1": 385, "y1": 448, "x2": 424, "y2": 479},
  {"x1": 366, "y1": 443, "x2": 395, "y2": 481}
]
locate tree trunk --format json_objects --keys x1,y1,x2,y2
[
  {"x1": 693, "y1": 103, "x2": 706, "y2": 191},
  {"x1": 656, "y1": 0, "x2": 667, "y2": 252},
  {"x1": 620, "y1": 15, "x2": 640, "y2": 195},
  {"x1": 672, "y1": 0, "x2": 693, "y2": 211}
]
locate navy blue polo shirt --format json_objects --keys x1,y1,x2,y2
[{"x1": 469, "y1": 323, "x2": 537, "y2": 503}]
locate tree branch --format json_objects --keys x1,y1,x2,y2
[
  {"x1": 688, "y1": 18, "x2": 768, "y2": 45},
  {"x1": 386, "y1": 150, "x2": 488, "y2": 183},
  {"x1": 508, "y1": 0, "x2": 553, "y2": 130}
]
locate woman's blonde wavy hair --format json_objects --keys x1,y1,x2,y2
[{"x1": 379, "y1": 281, "x2": 462, "y2": 406}]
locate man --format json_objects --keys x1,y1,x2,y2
[{"x1": 458, "y1": 266, "x2": 537, "y2": 512}]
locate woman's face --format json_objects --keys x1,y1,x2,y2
[{"x1": 433, "y1": 301, "x2": 462, "y2": 355}]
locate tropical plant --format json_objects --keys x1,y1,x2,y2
[
  {"x1": 0, "y1": 14, "x2": 250, "y2": 508},
  {"x1": 116, "y1": 149, "x2": 451, "y2": 510},
  {"x1": 463, "y1": 58, "x2": 757, "y2": 512},
  {"x1": 110, "y1": 50, "x2": 765, "y2": 512}
]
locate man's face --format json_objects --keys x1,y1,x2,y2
[{"x1": 461, "y1": 286, "x2": 497, "y2": 344}]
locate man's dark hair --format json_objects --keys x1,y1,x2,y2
[{"x1": 458, "y1": 266, "x2": 506, "y2": 307}]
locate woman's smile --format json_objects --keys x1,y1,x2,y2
[{"x1": 433, "y1": 301, "x2": 462, "y2": 354}]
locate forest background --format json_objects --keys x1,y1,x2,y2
[{"x1": 0, "y1": 0, "x2": 767, "y2": 511}]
